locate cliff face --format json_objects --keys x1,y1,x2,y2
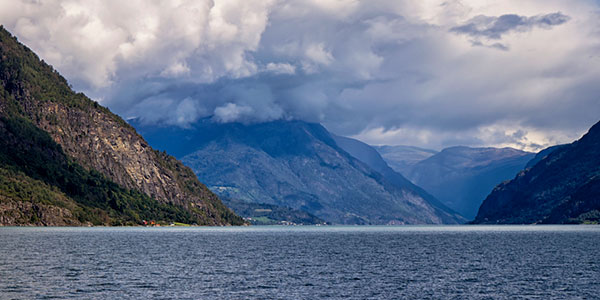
[
  {"x1": 473, "y1": 120, "x2": 600, "y2": 224},
  {"x1": 0, "y1": 26, "x2": 242, "y2": 225},
  {"x1": 24, "y1": 100, "x2": 204, "y2": 209}
]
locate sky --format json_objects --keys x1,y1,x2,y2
[{"x1": 1, "y1": 0, "x2": 599, "y2": 151}]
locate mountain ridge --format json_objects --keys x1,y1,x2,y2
[
  {"x1": 375, "y1": 144, "x2": 534, "y2": 219},
  {"x1": 0, "y1": 26, "x2": 243, "y2": 225},
  {"x1": 332, "y1": 135, "x2": 465, "y2": 223},
  {"x1": 373, "y1": 145, "x2": 438, "y2": 175},
  {"x1": 134, "y1": 119, "x2": 465, "y2": 224},
  {"x1": 473, "y1": 120, "x2": 600, "y2": 224}
]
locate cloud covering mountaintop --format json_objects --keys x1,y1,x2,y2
[{"x1": 2, "y1": 0, "x2": 599, "y2": 150}]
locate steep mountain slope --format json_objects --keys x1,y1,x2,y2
[
  {"x1": 0, "y1": 26, "x2": 242, "y2": 225},
  {"x1": 373, "y1": 145, "x2": 438, "y2": 175},
  {"x1": 524, "y1": 144, "x2": 565, "y2": 169},
  {"x1": 0, "y1": 116, "x2": 201, "y2": 225},
  {"x1": 473, "y1": 121, "x2": 600, "y2": 224},
  {"x1": 135, "y1": 120, "x2": 465, "y2": 224},
  {"x1": 332, "y1": 135, "x2": 465, "y2": 222},
  {"x1": 404, "y1": 146, "x2": 534, "y2": 219}
]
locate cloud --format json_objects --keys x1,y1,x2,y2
[
  {"x1": 264, "y1": 62, "x2": 296, "y2": 75},
  {"x1": 214, "y1": 103, "x2": 254, "y2": 123},
  {"x1": 451, "y1": 12, "x2": 570, "y2": 40},
  {"x1": 1, "y1": 0, "x2": 599, "y2": 151},
  {"x1": 450, "y1": 12, "x2": 570, "y2": 50},
  {"x1": 0, "y1": 0, "x2": 274, "y2": 89},
  {"x1": 470, "y1": 40, "x2": 510, "y2": 51}
]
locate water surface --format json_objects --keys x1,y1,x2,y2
[{"x1": 1, "y1": 225, "x2": 599, "y2": 299}]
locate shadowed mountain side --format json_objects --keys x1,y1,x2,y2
[
  {"x1": 333, "y1": 135, "x2": 465, "y2": 223},
  {"x1": 524, "y1": 144, "x2": 566, "y2": 169},
  {"x1": 403, "y1": 146, "x2": 535, "y2": 219},
  {"x1": 134, "y1": 119, "x2": 465, "y2": 224},
  {"x1": 473, "y1": 120, "x2": 600, "y2": 224}
]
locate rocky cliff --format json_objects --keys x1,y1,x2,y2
[{"x1": 0, "y1": 26, "x2": 242, "y2": 225}]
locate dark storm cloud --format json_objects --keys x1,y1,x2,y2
[
  {"x1": 2, "y1": 0, "x2": 599, "y2": 150},
  {"x1": 451, "y1": 12, "x2": 570, "y2": 40},
  {"x1": 471, "y1": 40, "x2": 510, "y2": 51}
]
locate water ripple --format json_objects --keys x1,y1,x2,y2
[{"x1": 0, "y1": 225, "x2": 599, "y2": 299}]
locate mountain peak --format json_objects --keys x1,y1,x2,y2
[{"x1": 135, "y1": 119, "x2": 465, "y2": 224}]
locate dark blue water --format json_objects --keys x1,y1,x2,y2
[{"x1": 1, "y1": 225, "x2": 599, "y2": 299}]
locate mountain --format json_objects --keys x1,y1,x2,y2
[
  {"x1": 134, "y1": 119, "x2": 465, "y2": 224},
  {"x1": 402, "y1": 146, "x2": 535, "y2": 219},
  {"x1": 373, "y1": 145, "x2": 438, "y2": 175},
  {"x1": 222, "y1": 198, "x2": 327, "y2": 225},
  {"x1": 473, "y1": 121, "x2": 600, "y2": 224},
  {"x1": 0, "y1": 26, "x2": 242, "y2": 226},
  {"x1": 524, "y1": 144, "x2": 565, "y2": 169},
  {"x1": 332, "y1": 135, "x2": 465, "y2": 222}
]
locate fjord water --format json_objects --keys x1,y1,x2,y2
[{"x1": 1, "y1": 226, "x2": 599, "y2": 299}]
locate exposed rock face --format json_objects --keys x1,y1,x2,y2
[
  {"x1": 473, "y1": 120, "x2": 600, "y2": 224},
  {"x1": 0, "y1": 26, "x2": 242, "y2": 225},
  {"x1": 135, "y1": 119, "x2": 465, "y2": 224},
  {"x1": 26, "y1": 101, "x2": 193, "y2": 208}
]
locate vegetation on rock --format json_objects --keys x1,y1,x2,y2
[
  {"x1": 0, "y1": 26, "x2": 243, "y2": 225},
  {"x1": 222, "y1": 198, "x2": 327, "y2": 225}
]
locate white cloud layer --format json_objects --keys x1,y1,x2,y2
[{"x1": 2, "y1": 0, "x2": 599, "y2": 151}]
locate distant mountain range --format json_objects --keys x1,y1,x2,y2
[
  {"x1": 0, "y1": 27, "x2": 242, "y2": 226},
  {"x1": 373, "y1": 145, "x2": 438, "y2": 175},
  {"x1": 332, "y1": 135, "x2": 462, "y2": 220},
  {"x1": 396, "y1": 147, "x2": 535, "y2": 219},
  {"x1": 134, "y1": 119, "x2": 465, "y2": 225},
  {"x1": 373, "y1": 144, "x2": 534, "y2": 219},
  {"x1": 473, "y1": 121, "x2": 600, "y2": 224}
]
